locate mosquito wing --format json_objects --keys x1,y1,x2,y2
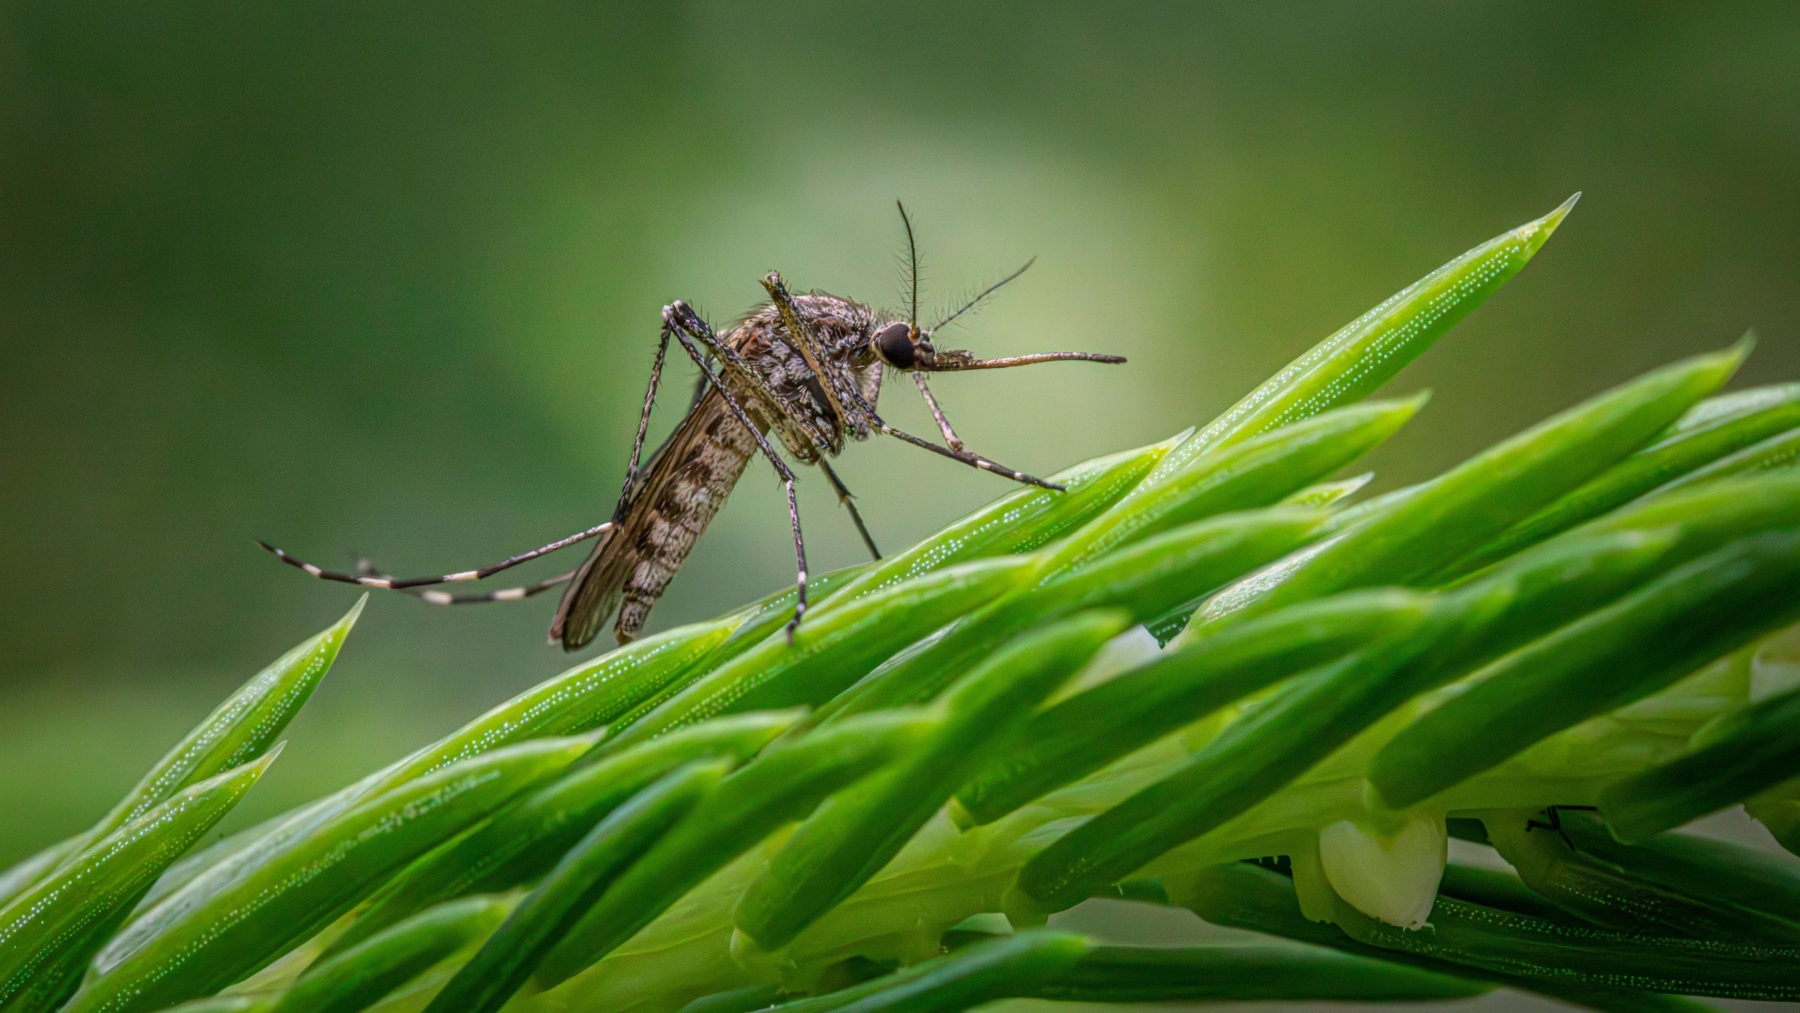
[{"x1": 550, "y1": 387, "x2": 762, "y2": 650}]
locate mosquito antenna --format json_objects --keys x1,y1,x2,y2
[
  {"x1": 896, "y1": 200, "x2": 920, "y2": 328},
  {"x1": 929, "y1": 257, "x2": 1036, "y2": 333}
]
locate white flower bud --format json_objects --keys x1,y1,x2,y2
[{"x1": 1317, "y1": 814, "x2": 1446, "y2": 929}]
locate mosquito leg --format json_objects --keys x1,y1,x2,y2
[
  {"x1": 258, "y1": 521, "x2": 612, "y2": 592},
  {"x1": 352, "y1": 555, "x2": 576, "y2": 605},
  {"x1": 661, "y1": 305, "x2": 813, "y2": 641},
  {"x1": 781, "y1": 472, "x2": 810, "y2": 643},
  {"x1": 664, "y1": 302, "x2": 785, "y2": 408},
  {"x1": 759, "y1": 272, "x2": 851, "y2": 430},
  {"x1": 818, "y1": 459, "x2": 881, "y2": 560},
  {"x1": 411, "y1": 570, "x2": 576, "y2": 605},
  {"x1": 910, "y1": 373, "x2": 965, "y2": 451},
  {"x1": 614, "y1": 324, "x2": 674, "y2": 520},
  {"x1": 872, "y1": 420, "x2": 1063, "y2": 491},
  {"x1": 827, "y1": 373, "x2": 1054, "y2": 491},
  {"x1": 826, "y1": 368, "x2": 1048, "y2": 490}
]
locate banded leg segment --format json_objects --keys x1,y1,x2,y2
[
  {"x1": 876, "y1": 419, "x2": 1062, "y2": 490},
  {"x1": 257, "y1": 520, "x2": 611, "y2": 592},
  {"x1": 350, "y1": 557, "x2": 576, "y2": 605},
  {"x1": 661, "y1": 303, "x2": 814, "y2": 641}
]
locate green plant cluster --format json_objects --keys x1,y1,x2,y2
[{"x1": 8, "y1": 196, "x2": 1800, "y2": 1013}]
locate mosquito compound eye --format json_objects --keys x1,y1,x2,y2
[{"x1": 874, "y1": 322, "x2": 917, "y2": 368}]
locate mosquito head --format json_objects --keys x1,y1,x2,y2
[{"x1": 870, "y1": 320, "x2": 935, "y2": 370}]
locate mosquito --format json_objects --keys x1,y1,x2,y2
[{"x1": 262, "y1": 204, "x2": 1126, "y2": 650}]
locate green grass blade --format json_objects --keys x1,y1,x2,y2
[
  {"x1": 1746, "y1": 777, "x2": 1800, "y2": 858},
  {"x1": 535, "y1": 710, "x2": 936, "y2": 987},
  {"x1": 816, "y1": 435, "x2": 1180, "y2": 610},
  {"x1": 735, "y1": 612, "x2": 1129, "y2": 951},
  {"x1": 424, "y1": 762, "x2": 727, "y2": 1013},
  {"x1": 1436, "y1": 528, "x2": 1683, "y2": 668},
  {"x1": 820, "y1": 508, "x2": 1327, "y2": 723},
  {"x1": 333, "y1": 711, "x2": 798, "y2": 955},
  {"x1": 1190, "y1": 343, "x2": 1747, "y2": 632},
  {"x1": 1653, "y1": 422, "x2": 1800, "y2": 494},
  {"x1": 1484, "y1": 474, "x2": 1800, "y2": 611},
  {"x1": 1144, "y1": 195, "x2": 1577, "y2": 484},
  {"x1": 121, "y1": 620, "x2": 741, "y2": 963},
  {"x1": 956, "y1": 588, "x2": 1433, "y2": 825},
  {"x1": 1331, "y1": 886, "x2": 1800, "y2": 1000},
  {"x1": 273, "y1": 895, "x2": 508, "y2": 1013},
  {"x1": 378, "y1": 617, "x2": 736, "y2": 785},
  {"x1": 699, "y1": 437, "x2": 1178, "y2": 665},
  {"x1": 1483, "y1": 809, "x2": 1800, "y2": 942},
  {"x1": 1175, "y1": 862, "x2": 1755, "y2": 1010},
  {"x1": 0, "y1": 755, "x2": 275, "y2": 1006},
  {"x1": 1016, "y1": 588, "x2": 1503, "y2": 913},
  {"x1": 677, "y1": 985, "x2": 784, "y2": 1013},
  {"x1": 1438, "y1": 860, "x2": 1569, "y2": 920},
  {"x1": 602, "y1": 558, "x2": 1033, "y2": 749},
  {"x1": 1603, "y1": 682, "x2": 1800, "y2": 843},
  {"x1": 70, "y1": 737, "x2": 589, "y2": 1013},
  {"x1": 1281, "y1": 472, "x2": 1374, "y2": 508},
  {"x1": 1549, "y1": 812, "x2": 1800, "y2": 930},
  {"x1": 771, "y1": 931, "x2": 1091, "y2": 1013},
  {"x1": 0, "y1": 837, "x2": 83, "y2": 909},
  {"x1": 1037, "y1": 941, "x2": 1489, "y2": 1003},
  {"x1": 1041, "y1": 397, "x2": 1423, "y2": 571},
  {"x1": 1450, "y1": 380, "x2": 1800, "y2": 574},
  {"x1": 147, "y1": 999, "x2": 273, "y2": 1013},
  {"x1": 95, "y1": 600, "x2": 360, "y2": 849},
  {"x1": 1373, "y1": 531, "x2": 1800, "y2": 809},
  {"x1": 707, "y1": 563, "x2": 877, "y2": 655}
]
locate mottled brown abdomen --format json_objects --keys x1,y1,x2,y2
[{"x1": 611, "y1": 394, "x2": 762, "y2": 641}]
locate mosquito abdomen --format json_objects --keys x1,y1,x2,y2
[{"x1": 613, "y1": 397, "x2": 762, "y2": 642}]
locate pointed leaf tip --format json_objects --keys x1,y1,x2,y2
[
  {"x1": 1694, "y1": 335, "x2": 1756, "y2": 388},
  {"x1": 338, "y1": 592, "x2": 369, "y2": 632},
  {"x1": 1520, "y1": 192, "x2": 1581, "y2": 257}
]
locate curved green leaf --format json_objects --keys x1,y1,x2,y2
[
  {"x1": 1190, "y1": 342, "x2": 1746, "y2": 632},
  {"x1": 424, "y1": 761, "x2": 726, "y2": 1013},
  {"x1": 1604, "y1": 682, "x2": 1800, "y2": 843},
  {"x1": 956, "y1": 588, "x2": 1433, "y2": 825},
  {"x1": 535, "y1": 710, "x2": 935, "y2": 987},
  {"x1": 603, "y1": 558, "x2": 1032, "y2": 749},
  {"x1": 336, "y1": 711, "x2": 798, "y2": 952},
  {"x1": 1374, "y1": 531, "x2": 1800, "y2": 809},
  {"x1": 69, "y1": 737, "x2": 588, "y2": 1013},
  {"x1": 1452, "y1": 379, "x2": 1800, "y2": 574},
  {"x1": 735, "y1": 611, "x2": 1129, "y2": 951},
  {"x1": 273, "y1": 895, "x2": 508, "y2": 1013},
  {"x1": 1145, "y1": 195, "x2": 1577, "y2": 484},
  {"x1": 820, "y1": 507, "x2": 1327, "y2": 723},
  {"x1": 0, "y1": 755, "x2": 275, "y2": 1005}
]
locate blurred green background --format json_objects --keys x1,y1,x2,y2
[{"x1": 2, "y1": 0, "x2": 1796, "y2": 922}]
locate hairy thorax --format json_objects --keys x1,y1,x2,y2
[{"x1": 727, "y1": 293, "x2": 883, "y2": 461}]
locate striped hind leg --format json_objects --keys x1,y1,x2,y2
[
  {"x1": 349, "y1": 557, "x2": 578, "y2": 605},
  {"x1": 258, "y1": 520, "x2": 611, "y2": 597}
]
